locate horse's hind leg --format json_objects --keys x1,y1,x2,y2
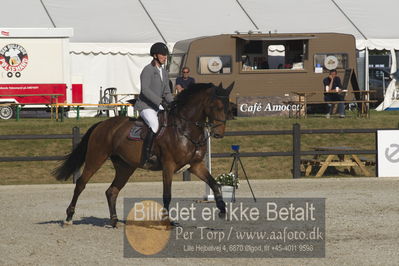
[
  {"x1": 106, "y1": 156, "x2": 136, "y2": 228},
  {"x1": 65, "y1": 151, "x2": 109, "y2": 224}
]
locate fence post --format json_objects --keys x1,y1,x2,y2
[
  {"x1": 61, "y1": 107, "x2": 64, "y2": 122},
  {"x1": 72, "y1": 127, "x2": 81, "y2": 183},
  {"x1": 76, "y1": 106, "x2": 80, "y2": 120},
  {"x1": 292, "y1": 123, "x2": 301, "y2": 178},
  {"x1": 375, "y1": 131, "x2": 379, "y2": 177},
  {"x1": 183, "y1": 170, "x2": 191, "y2": 181},
  {"x1": 204, "y1": 128, "x2": 214, "y2": 200},
  {"x1": 16, "y1": 105, "x2": 21, "y2": 121}
]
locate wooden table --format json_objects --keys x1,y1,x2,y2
[
  {"x1": 301, "y1": 146, "x2": 373, "y2": 177},
  {"x1": 290, "y1": 91, "x2": 316, "y2": 118},
  {"x1": 54, "y1": 103, "x2": 132, "y2": 121},
  {"x1": 0, "y1": 94, "x2": 63, "y2": 120},
  {"x1": 110, "y1": 93, "x2": 138, "y2": 103},
  {"x1": 289, "y1": 90, "x2": 377, "y2": 118},
  {"x1": 0, "y1": 93, "x2": 63, "y2": 103}
]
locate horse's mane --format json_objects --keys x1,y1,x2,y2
[{"x1": 171, "y1": 83, "x2": 214, "y2": 110}]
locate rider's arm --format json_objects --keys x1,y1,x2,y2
[
  {"x1": 336, "y1": 77, "x2": 343, "y2": 89},
  {"x1": 163, "y1": 71, "x2": 174, "y2": 103},
  {"x1": 140, "y1": 67, "x2": 162, "y2": 106}
]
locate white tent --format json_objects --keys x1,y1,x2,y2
[
  {"x1": 375, "y1": 50, "x2": 399, "y2": 110},
  {"x1": 1, "y1": 0, "x2": 399, "y2": 106}
]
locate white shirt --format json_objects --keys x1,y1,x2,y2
[
  {"x1": 157, "y1": 65, "x2": 164, "y2": 111},
  {"x1": 157, "y1": 66, "x2": 163, "y2": 81}
]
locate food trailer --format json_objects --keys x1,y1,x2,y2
[
  {"x1": 169, "y1": 33, "x2": 358, "y2": 116},
  {"x1": 0, "y1": 28, "x2": 79, "y2": 119}
]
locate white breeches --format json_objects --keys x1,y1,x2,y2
[{"x1": 140, "y1": 108, "x2": 159, "y2": 133}]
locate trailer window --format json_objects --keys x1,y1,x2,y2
[
  {"x1": 240, "y1": 40, "x2": 307, "y2": 71},
  {"x1": 314, "y1": 53, "x2": 348, "y2": 70},
  {"x1": 198, "y1": 56, "x2": 232, "y2": 74},
  {"x1": 267, "y1": 45, "x2": 286, "y2": 69},
  {"x1": 169, "y1": 54, "x2": 184, "y2": 76}
]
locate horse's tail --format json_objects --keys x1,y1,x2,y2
[{"x1": 53, "y1": 122, "x2": 102, "y2": 181}]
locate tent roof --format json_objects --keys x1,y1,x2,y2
[
  {"x1": 334, "y1": 0, "x2": 399, "y2": 39},
  {"x1": 1, "y1": 0, "x2": 399, "y2": 50},
  {"x1": 239, "y1": 0, "x2": 366, "y2": 40},
  {"x1": 43, "y1": 0, "x2": 162, "y2": 43},
  {"x1": 1, "y1": 0, "x2": 53, "y2": 28}
]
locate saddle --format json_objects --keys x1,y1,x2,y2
[
  {"x1": 127, "y1": 111, "x2": 168, "y2": 141},
  {"x1": 127, "y1": 119, "x2": 147, "y2": 141}
]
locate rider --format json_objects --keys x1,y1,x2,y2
[{"x1": 135, "y1": 42, "x2": 174, "y2": 166}]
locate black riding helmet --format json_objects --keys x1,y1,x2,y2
[{"x1": 150, "y1": 42, "x2": 169, "y2": 56}]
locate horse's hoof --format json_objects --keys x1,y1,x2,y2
[
  {"x1": 170, "y1": 221, "x2": 182, "y2": 227},
  {"x1": 110, "y1": 218, "x2": 118, "y2": 228},
  {"x1": 63, "y1": 220, "x2": 73, "y2": 226},
  {"x1": 218, "y1": 211, "x2": 226, "y2": 219}
]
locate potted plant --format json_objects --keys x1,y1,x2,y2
[{"x1": 215, "y1": 172, "x2": 239, "y2": 202}]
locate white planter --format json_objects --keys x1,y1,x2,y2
[{"x1": 221, "y1": 185, "x2": 235, "y2": 202}]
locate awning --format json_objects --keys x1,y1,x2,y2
[
  {"x1": 70, "y1": 43, "x2": 175, "y2": 55},
  {"x1": 356, "y1": 39, "x2": 399, "y2": 50},
  {"x1": 232, "y1": 34, "x2": 317, "y2": 41}
]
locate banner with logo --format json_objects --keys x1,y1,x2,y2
[
  {"x1": 0, "y1": 38, "x2": 70, "y2": 104},
  {"x1": 0, "y1": 39, "x2": 66, "y2": 83}
]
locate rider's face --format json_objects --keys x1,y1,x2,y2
[{"x1": 155, "y1": 54, "x2": 167, "y2": 65}]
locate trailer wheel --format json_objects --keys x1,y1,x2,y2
[{"x1": 0, "y1": 106, "x2": 13, "y2": 120}]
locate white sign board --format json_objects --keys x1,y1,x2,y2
[{"x1": 377, "y1": 130, "x2": 399, "y2": 177}]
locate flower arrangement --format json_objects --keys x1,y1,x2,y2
[{"x1": 215, "y1": 172, "x2": 239, "y2": 188}]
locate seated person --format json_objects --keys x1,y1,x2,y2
[
  {"x1": 259, "y1": 57, "x2": 269, "y2": 69},
  {"x1": 241, "y1": 55, "x2": 251, "y2": 71},
  {"x1": 175, "y1": 67, "x2": 195, "y2": 93},
  {"x1": 323, "y1": 69, "x2": 345, "y2": 118}
]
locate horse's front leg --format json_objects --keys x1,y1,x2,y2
[
  {"x1": 162, "y1": 159, "x2": 186, "y2": 226},
  {"x1": 162, "y1": 160, "x2": 175, "y2": 214},
  {"x1": 189, "y1": 162, "x2": 226, "y2": 217}
]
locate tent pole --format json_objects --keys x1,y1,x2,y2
[
  {"x1": 235, "y1": 0, "x2": 259, "y2": 30},
  {"x1": 365, "y1": 47, "x2": 369, "y2": 92},
  {"x1": 40, "y1": 0, "x2": 56, "y2": 28},
  {"x1": 330, "y1": 0, "x2": 367, "y2": 40},
  {"x1": 138, "y1": 0, "x2": 167, "y2": 43}
]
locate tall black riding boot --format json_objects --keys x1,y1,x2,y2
[{"x1": 141, "y1": 130, "x2": 156, "y2": 166}]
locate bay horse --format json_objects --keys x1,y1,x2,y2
[{"x1": 53, "y1": 82, "x2": 234, "y2": 227}]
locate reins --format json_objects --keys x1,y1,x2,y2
[
  {"x1": 172, "y1": 113, "x2": 211, "y2": 149},
  {"x1": 159, "y1": 84, "x2": 230, "y2": 150},
  {"x1": 175, "y1": 113, "x2": 226, "y2": 130}
]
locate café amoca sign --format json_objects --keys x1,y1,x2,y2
[{"x1": 237, "y1": 96, "x2": 301, "y2": 117}]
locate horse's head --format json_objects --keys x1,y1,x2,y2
[{"x1": 205, "y1": 82, "x2": 234, "y2": 138}]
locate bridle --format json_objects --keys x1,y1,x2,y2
[
  {"x1": 176, "y1": 114, "x2": 226, "y2": 130},
  {"x1": 176, "y1": 93, "x2": 228, "y2": 129},
  {"x1": 169, "y1": 89, "x2": 229, "y2": 148},
  {"x1": 206, "y1": 91, "x2": 229, "y2": 128}
]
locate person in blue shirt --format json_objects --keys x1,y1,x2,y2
[
  {"x1": 323, "y1": 69, "x2": 345, "y2": 118},
  {"x1": 175, "y1": 67, "x2": 195, "y2": 93}
]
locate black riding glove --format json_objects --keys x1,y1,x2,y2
[{"x1": 160, "y1": 99, "x2": 170, "y2": 111}]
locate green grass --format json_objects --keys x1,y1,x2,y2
[{"x1": 1, "y1": 110, "x2": 398, "y2": 185}]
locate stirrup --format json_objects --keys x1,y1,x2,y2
[
  {"x1": 175, "y1": 164, "x2": 191, "y2": 174},
  {"x1": 142, "y1": 155, "x2": 158, "y2": 168}
]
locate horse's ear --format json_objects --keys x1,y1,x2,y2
[
  {"x1": 218, "y1": 82, "x2": 223, "y2": 89},
  {"x1": 226, "y1": 82, "x2": 235, "y2": 95}
]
